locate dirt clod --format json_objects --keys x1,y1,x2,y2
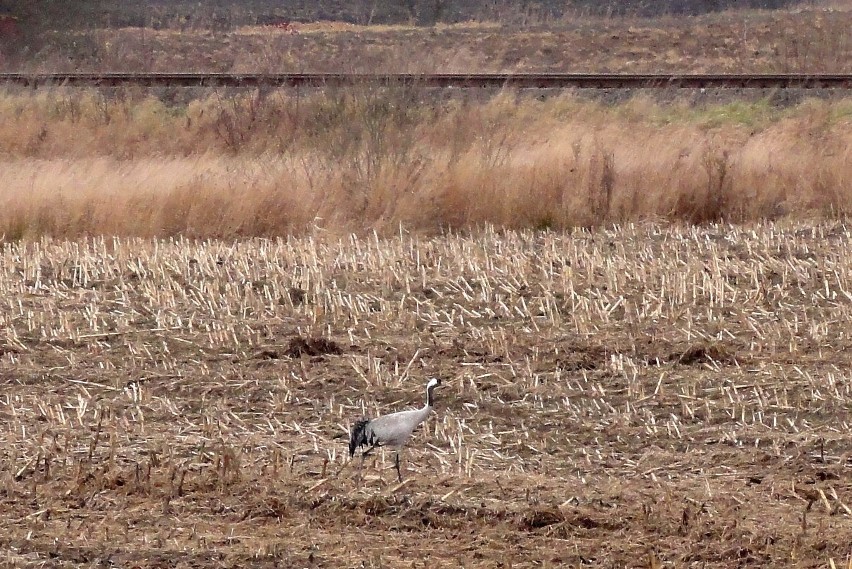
[
  {"x1": 288, "y1": 287, "x2": 307, "y2": 305},
  {"x1": 285, "y1": 336, "x2": 343, "y2": 358},
  {"x1": 520, "y1": 507, "x2": 564, "y2": 530},
  {"x1": 653, "y1": 343, "x2": 736, "y2": 366}
]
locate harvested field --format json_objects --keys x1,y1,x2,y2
[
  {"x1": 1, "y1": 219, "x2": 851, "y2": 567},
  {"x1": 17, "y1": 8, "x2": 851, "y2": 74}
]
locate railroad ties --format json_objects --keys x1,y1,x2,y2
[{"x1": 0, "y1": 72, "x2": 850, "y2": 89}]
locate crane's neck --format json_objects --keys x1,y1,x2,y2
[{"x1": 425, "y1": 383, "x2": 437, "y2": 408}]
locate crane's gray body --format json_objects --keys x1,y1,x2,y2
[
  {"x1": 349, "y1": 378, "x2": 441, "y2": 481},
  {"x1": 350, "y1": 406, "x2": 431, "y2": 453}
]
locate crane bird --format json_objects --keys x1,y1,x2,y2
[{"x1": 349, "y1": 378, "x2": 441, "y2": 482}]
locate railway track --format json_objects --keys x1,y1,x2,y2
[{"x1": 0, "y1": 72, "x2": 850, "y2": 89}]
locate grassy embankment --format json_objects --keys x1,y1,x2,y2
[{"x1": 0, "y1": 87, "x2": 850, "y2": 239}]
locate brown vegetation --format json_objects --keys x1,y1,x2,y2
[
  {"x1": 1, "y1": 221, "x2": 851, "y2": 566},
  {"x1": 1, "y1": 3, "x2": 850, "y2": 566},
  {"x1": 0, "y1": 88, "x2": 850, "y2": 239},
  {"x1": 0, "y1": 0, "x2": 823, "y2": 32},
  {"x1": 10, "y1": 7, "x2": 850, "y2": 74}
]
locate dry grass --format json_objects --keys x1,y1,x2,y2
[
  {"x1": 0, "y1": 88, "x2": 850, "y2": 238},
  {"x1": 1, "y1": 219, "x2": 851, "y2": 566}
]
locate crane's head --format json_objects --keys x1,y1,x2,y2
[{"x1": 425, "y1": 377, "x2": 441, "y2": 407}]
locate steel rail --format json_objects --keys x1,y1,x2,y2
[{"x1": 0, "y1": 72, "x2": 850, "y2": 89}]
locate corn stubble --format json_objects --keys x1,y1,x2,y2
[{"x1": 0, "y1": 220, "x2": 850, "y2": 566}]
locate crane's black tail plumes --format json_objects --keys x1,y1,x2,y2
[{"x1": 349, "y1": 419, "x2": 370, "y2": 457}]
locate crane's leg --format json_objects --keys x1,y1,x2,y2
[
  {"x1": 356, "y1": 452, "x2": 366, "y2": 486},
  {"x1": 394, "y1": 451, "x2": 402, "y2": 482},
  {"x1": 356, "y1": 444, "x2": 380, "y2": 486}
]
